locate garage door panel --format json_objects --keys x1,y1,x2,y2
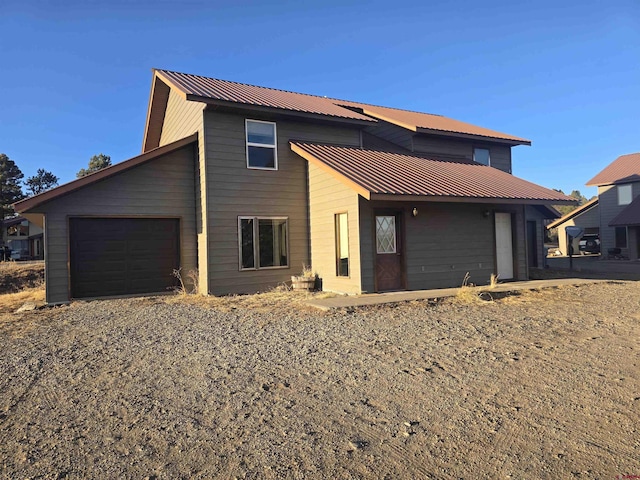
[{"x1": 70, "y1": 218, "x2": 180, "y2": 298}]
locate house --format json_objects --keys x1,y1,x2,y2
[
  {"x1": 14, "y1": 69, "x2": 573, "y2": 304},
  {"x1": 584, "y1": 152, "x2": 640, "y2": 260},
  {"x1": 1, "y1": 216, "x2": 44, "y2": 260},
  {"x1": 547, "y1": 198, "x2": 600, "y2": 256}
]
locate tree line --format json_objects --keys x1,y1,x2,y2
[{"x1": 0, "y1": 153, "x2": 111, "y2": 219}]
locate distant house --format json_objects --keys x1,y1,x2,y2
[
  {"x1": 547, "y1": 198, "x2": 600, "y2": 256},
  {"x1": 586, "y1": 153, "x2": 640, "y2": 260},
  {"x1": 14, "y1": 69, "x2": 573, "y2": 304},
  {"x1": 1, "y1": 216, "x2": 44, "y2": 260}
]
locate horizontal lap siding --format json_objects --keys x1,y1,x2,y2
[
  {"x1": 412, "y1": 135, "x2": 512, "y2": 173},
  {"x1": 204, "y1": 110, "x2": 361, "y2": 294},
  {"x1": 360, "y1": 200, "x2": 527, "y2": 291},
  {"x1": 598, "y1": 183, "x2": 640, "y2": 256},
  {"x1": 308, "y1": 164, "x2": 362, "y2": 294},
  {"x1": 363, "y1": 122, "x2": 412, "y2": 150},
  {"x1": 158, "y1": 88, "x2": 208, "y2": 291},
  {"x1": 38, "y1": 146, "x2": 197, "y2": 303}
]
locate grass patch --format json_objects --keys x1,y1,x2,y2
[
  {"x1": 0, "y1": 286, "x2": 46, "y2": 315},
  {"x1": 453, "y1": 272, "x2": 499, "y2": 305},
  {"x1": 164, "y1": 284, "x2": 336, "y2": 313},
  {"x1": 0, "y1": 262, "x2": 45, "y2": 294}
]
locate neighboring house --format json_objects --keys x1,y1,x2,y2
[
  {"x1": 547, "y1": 198, "x2": 600, "y2": 256},
  {"x1": 1, "y1": 216, "x2": 44, "y2": 260},
  {"x1": 14, "y1": 69, "x2": 573, "y2": 304},
  {"x1": 584, "y1": 152, "x2": 640, "y2": 260}
]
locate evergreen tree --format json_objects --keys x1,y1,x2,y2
[
  {"x1": 77, "y1": 153, "x2": 111, "y2": 178},
  {"x1": 0, "y1": 153, "x2": 25, "y2": 219},
  {"x1": 25, "y1": 168, "x2": 59, "y2": 196}
]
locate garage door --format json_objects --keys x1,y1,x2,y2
[{"x1": 69, "y1": 218, "x2": 180, "y2": 298}]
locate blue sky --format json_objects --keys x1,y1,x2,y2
[{"x1": 1, "y1": 0, "x2": 639, "y2": 198}]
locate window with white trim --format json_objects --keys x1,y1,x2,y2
[
  {"x1": 246, "y1": 120, "x2": 277, "y2": 170},
  {"x1": 335, "y1": 213, "x2": 349, "y2": 277},
  {"x1": 618, "y1": 184, "x2": 632, "y2": 205},
  {"x1": 473, "y1": 148, "x2": 490, "y2": 166},
  {"x1": 239, "y1": 216, "x2": 288, "y2": 270}
]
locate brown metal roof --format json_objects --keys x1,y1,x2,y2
[
  {"x1": 586, "y1": 152, "x2": 640, "y2": 186},
  {"x1": 609, "y1": 194, "x2": 640, "y2": 226},
  {"x1": 291, "y1": 142, "x2": 575, "y2": 204},
  {"x1": 155, "y1": 69, "x2": 530, "y2": 144},
  {"x1": 155, "y1": 70, "x2": 375, "y2": 123},
  {"x1": 337, "y1": 100, "x2": 531, "y2": 145},
  {"x1": 14, "y1": 134, "x2": 198, "y2": 213},
  {"x1": 546, "y1": 197, "x2": 599, "y2": 229}
]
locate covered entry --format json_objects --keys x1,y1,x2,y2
[{"x1": 69, "y1": 218, "x2": 180, "y2": 298}]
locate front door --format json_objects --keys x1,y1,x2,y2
[
  {"x1": 495, "y1": 212, "x2": 514, "y2": 280},
  {"x1": 375, "y1": 213, "x2": 403, "y2": 291}
]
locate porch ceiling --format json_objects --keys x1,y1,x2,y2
[{"x1": 291, "y1": 142, "x2": 576, "y2": 205}]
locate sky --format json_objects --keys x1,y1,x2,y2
[{"x1": 1, "y1": 0, "x2": 639, "y2": 199}]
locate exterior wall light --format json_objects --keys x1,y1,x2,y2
[{"x1": 412, "y1": 207, "x2": 418, "y2": 217}]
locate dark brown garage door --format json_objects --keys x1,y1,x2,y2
[{"x1": 70, "y1": 218, "x2": 180, "y2": 298}]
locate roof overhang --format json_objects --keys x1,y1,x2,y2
[
  {"x1": 289, "y1": 141, "x2": 577, "y2": 205},
  {"x1": 415, "y1": 127, "x2": 531, "y2": 146},
  {"x1": 546, "y1": 198, "x2": 599, "y2": 229},
  {"x1": 14, "y1": 134, "x2": 198, "y2": 213}
]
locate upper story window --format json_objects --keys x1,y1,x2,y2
[
  {"x1": 7, "y1": 221, "x2": 28, "y2": 237},
  {"x1": 473, "y1": 148, "x2": 490, "y2": 166},
  {"x1": 618, "y1": 184, "x2": 632, "y2": 205},
  {"x1": 246, "y1": 120, "x2": 277, "y2": 170}
]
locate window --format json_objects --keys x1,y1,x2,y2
[
  {"x1": 335, "y1": 213, "x2": 349, "y2": 277},
  {"x1": 473, "y1": 148, "x2": 490, "y2": 166},
  {"x1": 239, "y1": 217, "x2": 288, "y2": 270},
  {"x1": 615, "y1": 226, "x2": 628, "y2": 248},
  {"x1": 618, "y1": 184, "x2": 632, "y2": 205},
  {"x1": 246, "y1": 120, "x2": 277, "y2": 170},
  {"x1": 376, "y1": 216, "x2": 397, "y2": 254}
]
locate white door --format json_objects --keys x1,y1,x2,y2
[{"x1": 495, "y1": 212, "x2": 514, "y2": 280}]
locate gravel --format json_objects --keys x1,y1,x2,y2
[{"x1": 1, "y1": 282, "x2": 639, "y2": 478}]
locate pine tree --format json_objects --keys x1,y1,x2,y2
[{"x1": 0, "y1": 153, "x2": 25, "y2": 219}]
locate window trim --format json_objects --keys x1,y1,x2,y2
[
  {"x1": 238, "y1": 216, "x2": 289, "y2": 271},
  {"x1": 615, "y1": 226, "x2": 628, "y2": 249},
  {"x1": 245, "y1": 119, "x2": 278, "y2": 171},
  {"x1": 617, "y1": 184, "x2": 632, "y2": 206},
  {"x1": 473, "y1": 147, "x2": 491, "y2": 166},
  {"x1": 335, "y1": 212, "x2": 350, "y2": 277}
]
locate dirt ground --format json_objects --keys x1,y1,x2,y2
[{"x1": 0, "y1": 281, "x2": 639, "y2": 478}]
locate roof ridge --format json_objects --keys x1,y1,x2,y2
[{"x1": 155, "y1": 68, "x2": 444, "y2": 118}]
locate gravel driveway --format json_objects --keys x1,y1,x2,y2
[{"x1": 1, "y1": 282, "x2": 639, "y2": 478}]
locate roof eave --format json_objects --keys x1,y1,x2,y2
[
  {"x1": 14, "y1": 134, "x2": 198, "y2": 213},
  {"x1": 546, "y1": 198, "x2": 599, "y2": 229},
  {"x1": 369, "y1": 193, "x2": 575, "y2": 205},
  {"x1": 194, "y1": 95, "x2": 377, "y2": 127},
  {"x1": 415, "y1": 127, "x2": 531, "y2": 146}
]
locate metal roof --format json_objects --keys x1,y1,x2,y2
[
  {"x1": 337, "y1": 100, "x2": 530, "y2": 145},
  {"x1": 155, "y1": 70, "x2": 375, "y2": 123},
  {"x1": 291, "y1": 142, "x2": 575, "y2": 204},
  {"x1": 586, "y1": 152, "x2": 640, "y2": 186},
  {"x1": 609, "y1": 195, "x2": 640, "y2": 226},
  {"x1": 155, "y1": 69, "x2": 531, "y2": 144}
]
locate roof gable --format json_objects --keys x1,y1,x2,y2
[
  {"x1": 546, "y1": 197, "x2": 599, "y2": 229},
  {"x1": 15, "y1": 134, "x2": 198, "y2": 213},
  {"x1": 586, "y1": 152, "x2": 640, "y2": 186},
  {"x1": 150, "y1": 69, "x2": 531, "y2": 146}
]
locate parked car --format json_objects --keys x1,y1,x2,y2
[{"x1": 579, "y1": 234, "x2": 600, "y2": 255}]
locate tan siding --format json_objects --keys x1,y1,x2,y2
[
  {"x1": 308, "y1": 164, "x2": 362, "y2": 294},
  {"x1": 36, "y1": 146, "x2": 197, "y2": 303},
  {"x1": 159, "y1": 89, "x2": 204, "y2": 147},
  {"x1": 204, "y1": 110, "x2": 361, "y2": 295},
  {"x1": 598, "y1": 183, "x2": 640, "y2": 256}
]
